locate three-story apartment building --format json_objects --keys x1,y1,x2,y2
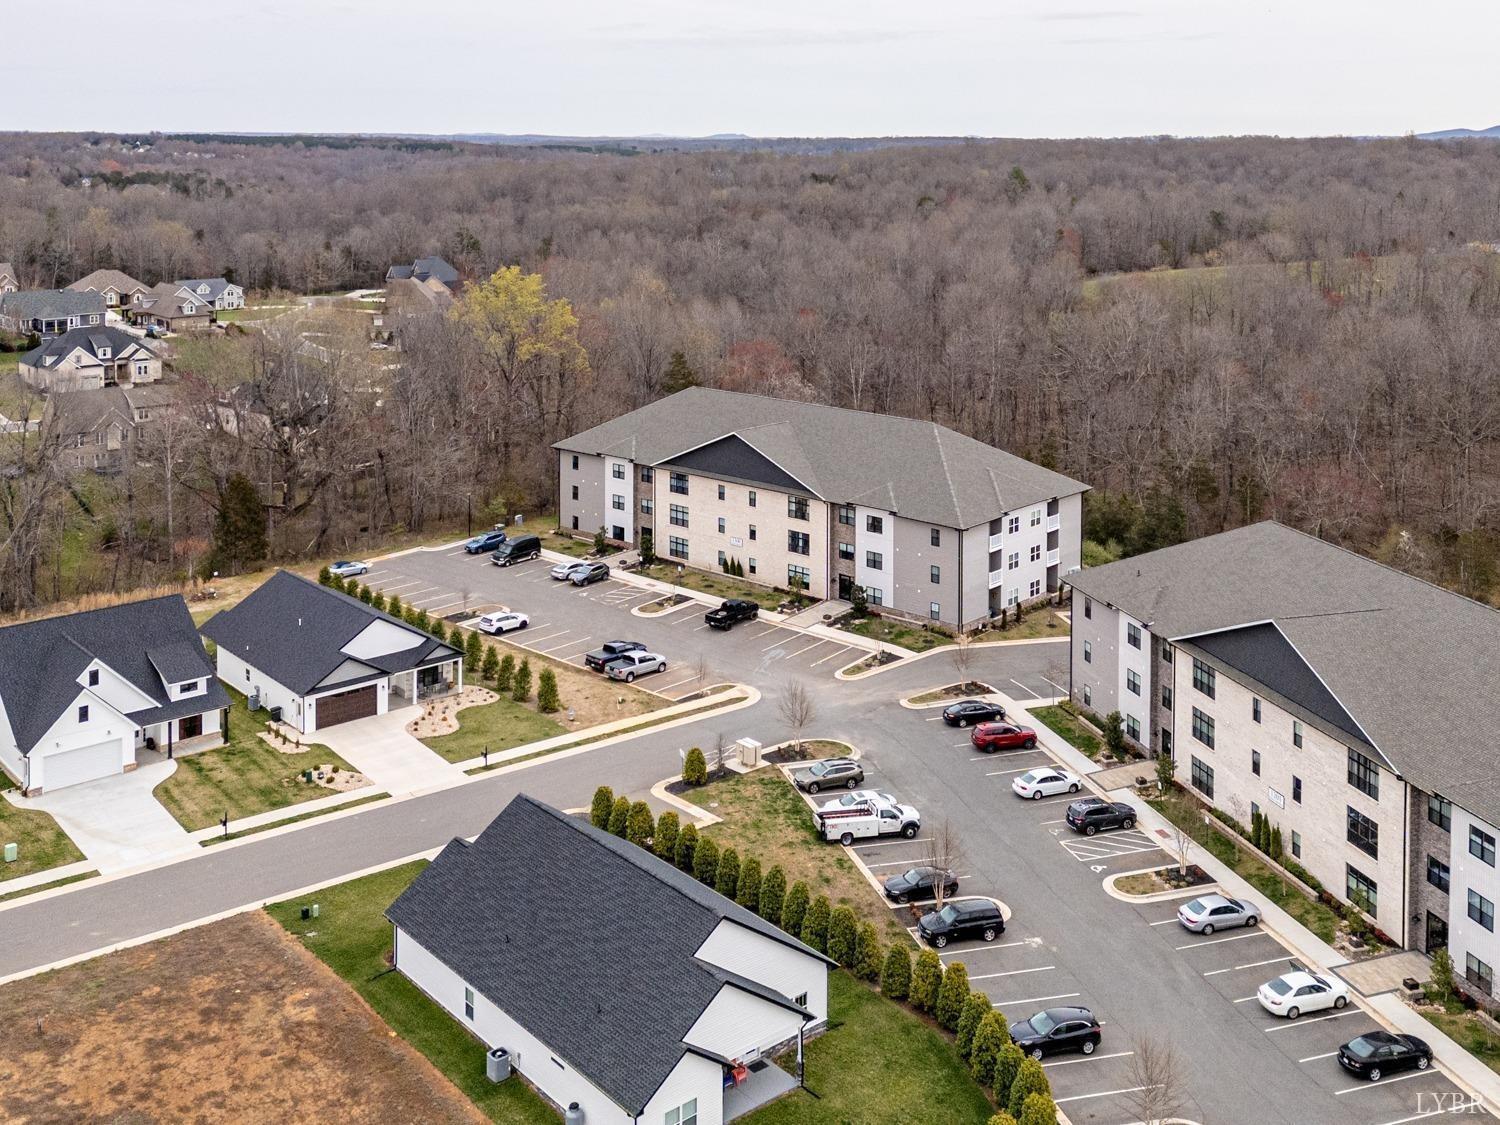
[{"x1": 554, "y1": 388, "x2": 1088, "y2": 629}]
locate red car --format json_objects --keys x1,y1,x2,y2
[{"x1": 970, "y1": 722, "x2": 1038, "y2": 752}]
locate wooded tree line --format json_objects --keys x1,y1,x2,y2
[{"x1": 1, "y1": 132, "x2": 1497, "y2": 610}]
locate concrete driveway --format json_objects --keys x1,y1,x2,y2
[
  {"x1": 312, "y1": 707, "x2": 464, "y2": 797},
  {"x1": 6, "y1": 759, "x2": 195, "y2": 875}
]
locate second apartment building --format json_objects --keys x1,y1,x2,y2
[{"x1": 554, "y1": 388, "x2": 1088, "y2": 630}]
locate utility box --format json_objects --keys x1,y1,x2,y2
[
  {"x1": 3, "y1": 842, "x2": 17, "y2": 863},
  {"x1": 486, "y1": 1047, "x2": 512, "y2": 1083},
  {"x1": 737, "y1": 738, "x2": 762, "y2": 768}
]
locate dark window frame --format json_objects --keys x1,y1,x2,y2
[
  {"x1": 1347, "y1": 748, "x2": 1379, "y2": 800},
  {"x1": 1191, "y1": 707, "x2": 1215, "y2": 749},
  {"x1": 1190, "y1": 756, "x2": 1214, "y2": 799}
]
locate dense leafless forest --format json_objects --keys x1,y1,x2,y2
[{"x1": 2, "y1": 131, "x2": 1498, "y2": 611}]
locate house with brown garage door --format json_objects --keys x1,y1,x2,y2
[{"x1": 199, "y1": 570, "x2": 463, "y2": 735}]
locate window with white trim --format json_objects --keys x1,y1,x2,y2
[{"x1": 665, "y1": 1099, "x2": 698, "y2": 1125}]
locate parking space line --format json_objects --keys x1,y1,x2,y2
[
  {"x1": 762, "y1": 635, "x2": 789, "y2": 651},
  {"x1": 939, "y1": 941, "x2": 1029, "y2": 956},
  {"x1": 984, "y1": 766, "x2": 1037, "y2": 776},
  {"x1": 541, "y1": 636, "x2": 590, "y2": 653},
  {"x1": 749, "y1": 627, "x2": 778, "y2": 639},
  {"x1": 865, "y1": 859, "x2": 926, "y2": 869},
  {"x1": 1148, "y1": 919, "x2": 1178, "y2": 927},
  {"x1": 1174, "y1": 931, "x2": 1271, "y2": 951},
  {"x1": 853, "y1": 839, "x2": 926, "y2": 851},
  {"x1": 1334, "y1": 1070, "x2": 1430, "y2": 1095},
  {"x1": 970, "y1": 966, "x2": 1054, "y2": 981},
  {"x1": 425, "y1": 599, "x2": 463, "y2": 614},
  {"x1": 657, "y1": 675, "x2": 699, "y2": 693},
  {"x1": 1009, "y1": 678, "x2": 1038, "y2": 697},
  {"x1": 1203, "y1": 956, "x2": 1290, "y2": 977},
  {"x1": 1043, "y1": 1050, "x2": 1133, "y2": 1068},
  {"x1": 374, "y1": 579, "x2": 423, "y2": 592},
  {"x1": 1232, "y1": 996, "x2": 1258, "y2": 1003},
  {"x1": 811, "y1": 647, "x2": 853, "y2": 667},
  {"x1": 994, "y1": 992, "x2": 1081, "y2": 1008},
  {"x1": 1299, "y1": 1051, "x2": 1339, "y2": 1063},
  {"x1": 785, "y1": 639, "x2": 828, "y2": 660},
  {"x1": 1042, "y1": 676, "x2": 1068, "y2": 695},
  {"x1": 1263, "y1": 1010, "x2": 1361, "y2": 1032},
  {"x1": 1375, "y1": 1108, "x2": 1479, "y2": 1124},
  {"x1": 1056, "y1": 1085, "x2": 1160, "y2": 1105}
]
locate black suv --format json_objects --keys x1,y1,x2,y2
[
  {"x1": 705, "y1": 599, "x2": 759, "y2": 630},
  {"x1": 917, "y1": 899, "x2": 1005, "y2": 948},
  {"x1": 1008, "y1": 1007, "x2": 1102, "y2": 1060},
  {"x1": 941, "y1": 699, "x2": 1006, "y2": 727},
  {"x1": 1065, "y1": 798, "x2": 1136, "y2": 836},
  {"x1": 882, "y1": 866, "x2": 958, "y2": 905}
]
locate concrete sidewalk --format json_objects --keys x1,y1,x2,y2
[{"x1": 313, "y1": 707, "x2": 464, "y2": 797}]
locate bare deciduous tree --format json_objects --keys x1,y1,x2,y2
[
  {"x1": 777, "y1": 678, "x2": 817, "y2": 756},
  {"x1": 1120, "y1": 1035, "x2": 1189, "y2": 1125},
  {"x1": 923, "y1": 819, "x2": 963, "y2": 913},
  {"x1": 949, "y1": 633, "x2": 976, "y2": 692}
]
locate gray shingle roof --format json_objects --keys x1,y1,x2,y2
[
  {"x1": 20, "y1": 325, "x2": 153, "y2": 369},
  {"x1": 0, "y1": 595, "x2": 224, "y2": 756},
  {"x1": 385, "y1": 265, "x2": 414, "y2": 281},
  {"x1": 174, "y1": 278, "x2": 237, "y2": 301},
  {"x1": 0, "y1": 289, "x2": 106, "y2": 322},
  {"x1": 556, "y1": 388, "x2": 1087, "y2": 528},
  {"x1": 411, "y1": 256, "x2": 458, "y2": 285},
  {"x1": 386, "y1": 794, "x2": 828, "y2": 1116},
  {"x1": 1068, "y1": 522, "x2": 1500, "y2": 822},
  {"x1": 199, "y1": 570, "x2": 461, "y2": 696},
  {"x1": 67, "y1": 269, "x2": 148, "y2": 296}
]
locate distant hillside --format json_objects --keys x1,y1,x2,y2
[{"x1": 1418, "y1": 125, "x2": 1500, "y2": 140}]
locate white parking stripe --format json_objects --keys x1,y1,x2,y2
[
  {"x1": 785, "y1": 639, "x2": 829, "y2": 660},
  {"x1": 1203, "y1": 956, "x2": 1292, "y2": 977},
  {"x1": 853, "y1": 839, "x2": 926, "y2": 851},
  {"x1": 810, "y1": 647, "x2": 853, "y2": 667},
  {"x1": 1148, "y1": 919, "x2": 1178, "y2": 926},
  {"x1": 940, "y1": 941, "x2": 1030, "y2": 956},
  {"x1": 970, "y1": 965, "x2": 1054, "y2": 981},
  {"x1": 1041, "y1": 676, "x2": 1069, "y2": 695},
  {"x1": 541, "y1": 636, "x2": 590, "y2": 653},
  {"x1": 865, "y1": 859, "x2": 926, "y2": 869},
  {"x1": 1334, "y1": 1070, "x2": 1431, "y2": 1095},
  {"x1": 1043, "y1": 1051, "x2": 1133, "y2": 1068},
  {"x1": 657, "y1": 675, "x2": 700, "y2": 693},
  {"x1": 1264, "y1": 1010, "x2": 1361, "y2": 1032},
  {"x1": 1056, "y1": 1085, "x2": 1161, "y2": 1105},
  {"x1": 425, "y1": 600, "x2": 463, "y2": 614},
  {"x1": 1299, "y1": 1051, "x2": 1340, "y2": 1063},
  {"x1": 749, "y1": 626, "x2": 778, "y2": 639},
  {"x1": 1174, "y1": 931, "x2": 1271, "y2": 951},
  {"x1": 1374, "y1": 1108, "x2": 1478, "y2": 1124},
  {"x1": 1232, "y1": 996, "x2": 1258, "y2": 1003},
  {"x1": 986, "y1": 766, "x2": 1040, "y2": 776},
  {"x1": 993, "y1": 992, "x2": 1081, "y2": 1008},
  {"x1": 762, "y1": 635, "x2": 789, "y2": 651},
  {"x1": 374, "y1": 579, "x2": 422, "y2": 592}
]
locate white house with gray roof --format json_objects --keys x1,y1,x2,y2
[
  {"x1": 172, "y1": 278, "x2": 244, "y2": 310},
  {"x1": 1067, "y1": 522, "x2": 1500, "y2": 979},
  {"x1": 19, "y1": 326, "x2": 160, "y2": 392},
  {"x1": 555, "y1": 388, "x2": 1088, "y2": 629},
  {"x1": 388, "y1": 794, "x2": 831, "y2": 1123},
  {"x1": 0, "y1": 595, "x2": 227, "y2": 794}
]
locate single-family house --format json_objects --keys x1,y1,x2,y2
[
  {"x1": 18, "y1": 326, "x2": 160, "y2": 391},
  {"x1": 0, "y1": 290, "x2": 107, "y2": 337},
  {"x1": 388, "y1": 794, "x2": 831, "y2": 1124},
  {"x1": 47, "y1": 383, "x2": 179, "y2": 472},
  {"x1": 199, "y1": 570, "x2": 464, "y2": 733},
  {"x1": 0, "y1": 595, "x2": 228, "y2": 794},
  {"x1": 172, "y1": 277, "x2": 245, "y2": 310},
  {"x1": 131, "y1": 283, "x2": 213, "y2": 333},
  {"x1": 67, "y1": 269, "x2": 151, "y2": 309},
  {"x1": 385, "y1": 255, "x2": 459, "y2": 291},
  {"x1": 0, "y1": 262, "x2": 18, "y2": 294}
]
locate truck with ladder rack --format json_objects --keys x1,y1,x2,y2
[{"x1": 812, "y1": 799, "x2": 921, "y2": 846}]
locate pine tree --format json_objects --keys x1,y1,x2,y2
[
  {"x1": 370, "y1": 592, "x2": 387, "y2": 614},
  {"x1": 733, "y1": 855, "x2": 761, "y2": 913},
  {"x1": 590, "y1": 786, "x2": 614, "y2": 830},
  {"x1": 854, "y1": 923, "x2": 882, "y2": 981},
  {"x1": 969, "y1": 1012, "x2": 1008, "y2": 1087},
  {"x1": 937, "y1": 961, "x2": 971, "y2": 1032},
  {"x1": 759, "y1": 865, "x2": 787, "y2": 926},
  {"x1": 715, "y1": 847, "x2": 740, "y2": 898},
  {"x1": 781, "y1": 881, "x2": 810, "y2": 936},
  {"x1": 1017, "y1": 1093, "x2": 1058, "y2": 1125},
  {"x1": 427, "y1": 613, "x2": 446, "y2": 638},
  {"x1": 1271, "y1": 824, "x2": 1283, "y2": 859},
  {"x1": 358, "y1": 584, "x2": 374, "y2": 604},
  {"x1": 674, "y1": 823, "x2": 699, "y2": 873},
  {"x1": 464, "y1": 629, "x2": 483, "y2": 674},
  {"x1": 496, "y1": 653, "x2": 515, "y2": 693},
  {"x1": 318, "y1": 565, "x2": 333, "y2": 586},
  {"x1": 662, "y1": 350, "x2": 699, "y2": 394},
  {"x1": 986, "y1": 1115, "x2": 1019, "y2": 1125},
  {"x1": 1007, "y1": 1058, "x2": 1050, "y2": 1119},
  {"x1": 692, "y1": 836, "x2": 720, "y2": 886},
  {"x1": 880, "y1": 945, "x2": 912, "y2": 1001},
  {"x1": 386, "y1": 593, "x2": 403, "y2": 617},
  {"x1": 993, "y1": 1041, "x2": 1024, "y2": 1105},
  {"x1": 481, "y1": 646, "x2": 500, "y2": 684},
  {"x1": 607, "y1": 796, "x2": 630, "y2": 837},
  {"x1": 827, "y1": 906, "x2": 858, "y2": 966},
  {"x1": 654, "y1": 811, "x2": 680, "y2": 861},
  {"x1": 910, "y1": 949, "x2": 943, "y2": 1013},
  {"x1": 682, "y1": 747, "x2": 707, "y2": 785},
  {"x1": 626, "y1": 801, "x2": 653, "y2": 847},
  {"x1": 536, "y1": 667, "x2": 561, "y2": 713},
  {"x1": 800, "y1": 895, "x2": 831, "y2": 954},
  {"x1": 210, "y1": 472, "x2": 268, "y2": 574},
  {"x1": 511, "y1": 657, "x2": 532, "y2": 702},
  {"x1": 956, "y1": 992, "x2": 990, "y2": 1059}
]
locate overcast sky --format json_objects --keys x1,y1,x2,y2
[{"x1": 7, "y1": 1, "x2": 1495, "y2": 137}]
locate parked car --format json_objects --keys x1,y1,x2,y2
[
  {"x1": 584, "y1": 640, "x2": 647, "y2": 672},
  {"x1": 463, "y1": 529, "x2": 508, "y2": 554},
  {"x1": 1064, "y1": 798, "x2": 1136, "y2": 835},
  {"x1": 605, "y1": 651, "x2": 667, "y2": 682},
  {"x1": 476, "y1": 610, "x2": 529, "y2": 634},
  {"x1": 329, "y1": 560, "x2": 370, "y2": 578},
  {"x1": 1011, "y1": 767, "x2": 1082, "y2": 799},
  {"x1": 1338, "y1": 1032, "x2": 1432, "y2": 1082},
  {"x1": 941, "y1": 699, "x2": 1006, "y2": 727},
  {"x1": 917, "y1": 899, "x2": 1005, "y2": 948},
  {"x1": 970, "y1": 722, "x2": 1038, "y2": 752},
  {"x1": 793, "y1": 757, "x2": 865, "y2": 794},
  {"x1": 882, "y1": 865, "x2": 958, "y2": 904},
  {"x1": 570, "y1": 561, "x2": 610, "y2": 586},
  {"x1": 705, "y1": 599, "x2": 759, "y2": 630},
  {"x1": 1008, "y1": 1007, "x2": 1102, "y2": 1060},
  {"x1": 819, "y1": 789, "x2": 898, "y2": 812},
  {"x1": 551, "y1": 560, "x2": 590, "y2": 580},
  {"x1": 491, "y1": 534, "x2": 542, "y2": 566},
  {"x1": 814, "y1": 800, "x2": 920, "y2": 845},
  {"x1": 1177, "y1": 893, "x2": 1259, "y2": 935},
  {"x1": 1257, "y1": 969, "x2": 1350, "y2": 1019}
]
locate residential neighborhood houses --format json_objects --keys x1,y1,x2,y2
[
  {"x1": 19, "y1": 325, "x2": 161, "y2": 391},
  {"x1": 0, "y1": 289, "x2": 106, "y2": 336},
  {"x1": 48, "y1": 383, "x2": 177, "y2": 472},
  {"x1": 67, "y1": 268, "x2": 150, "y2": 309}
]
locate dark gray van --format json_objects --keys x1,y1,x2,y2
[{"x1": 491, "y1": 534, "x2": 542, "y2": 566}]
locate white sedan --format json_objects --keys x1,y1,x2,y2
[
  {"x1": 1257, "y1": 970, "x2": 1351, "y2": 1020},
  {"x1": 820, "y1": 789, "x2": 899, "y2": 813},
  {"x1": 329, "y1": 560, "x2": 370, "y2": 578},
  {"x1": 1011, "y1": 767, "x2": 1083, "y2": 799},
  {"x1": 476, "y1": 610, "x2": 529, "y2": 634}
]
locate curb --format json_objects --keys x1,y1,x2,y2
[
  {"x1": 650, "y1": 777, "x2": 722, "y2": 828},
  {"x1": 896, "y1": 683, "x2": 999, "y2": 710},
  {"x1": 1102, "y1": 864, "x2": 1218, "y2": 904}
]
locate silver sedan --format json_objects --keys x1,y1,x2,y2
[{"x1": 1177, "y1": 894, "x2": 1259, "y2": 935}]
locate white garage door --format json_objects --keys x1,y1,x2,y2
[{"x1": 43, "y1": 740, "x2": 121, "y2": 790}]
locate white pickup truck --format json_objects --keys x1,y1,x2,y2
[{"x1": 813, "y1": 800, "x2": 921, "y2": 846}]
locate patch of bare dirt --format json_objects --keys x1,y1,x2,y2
[{"x1": 0, "y1": 912, "x2": 486, "y2": 1125}]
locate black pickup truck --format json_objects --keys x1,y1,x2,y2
[
  {"x1": 705, "y1": 599, "x2": 760, "y2": 630},
  {"x1": 584, "y1": 640, "x2": 647, "y2": 672}
]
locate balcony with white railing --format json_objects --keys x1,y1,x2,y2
[
  {"x1": 1047, "y1": 548, "x2": 1060, "y2": 566},
  {"x1": 1047, "y1": 514, "x2": 1061, "y2": 532},
  {"x1": 988, "y1": 531, "x2": 1004, "y2": 553},
  {"x1": 989, "y1": 568, "x2": 1005, "y2": 589}
]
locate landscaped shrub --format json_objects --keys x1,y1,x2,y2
[
  {"x1": 511, "y1": 657, "x2": 533, "y2": 702},
  {"x1": 371, "y1": 592, "x2": 388, "y2": 614},
  {"x1": 910, "y1": 948, "x2": 943, "y2": 1014},
  {"x1": 715, "y1": 847, "x2": 741, "y2": 898},
  {"x1": 800, "y1": 895, "x2": 831, "y2": 954},
  {"x1": 781, "y1": 881, "x2": 810, "y2": 936},
  {"x1": 496, "y1": 653, "x2": 515, "y2": 692},
  {"x1": 342, "y1": 576, "x2": 360, "y2": 596},
  {"x1": 692, "y1": 835, "x2": 720, "y2": 885},
  {"x1": 536, "y1": 667, "x2": 561, "y2": 713},
  {"x1": 737, "y1": 856, "x2": 762, "y2": 913},
  {"x1": 464, "y1": 629, "x2": 483, "y2": 673},
  {"x1": 987, "y1": 1114, "x2": 1018, "y2": 1125},
  {"x1": 357, "y1": 583, "x2": 373, "y2": 604},
  {"x1": 1102, "y1": 710, "x2": 1125, "y2": 758},
  {"x1": 880, "y1": 944, "x2": 912, "y2": 1000},
  {"x1": 590, "y1": 785, "x2": 614, "y2": 830},
  {"x1": 992, "y1": 1041, "x2": 1024, "y2": 1105},
  {"x1": 1007, "y1": 1058, "x2": 1050, "y2": 1118},
  {"x1": 854, "y1": 922, "x2": 882, "y2": 981},
  {"x1": 607, "y1": 796, "x2": 630, "y2": 837},
  {"x1": 1017, "y1": 1093, "x2": 1058, "y2": 1125},
  {"x1": 426, "y1": 613, "x2": 446, "y2": 638},
  {"x1": 674, "y1": 823, "x2": 698, "y2": 872},
  {"x1": 1430, "y1": 947, "x2": 1457, "y2": 1004},
  {"x1": 936, "y1": 961, "x2": 970, "y2": 1032},
  {"x1": 969, "y1": 1011, "x2": 1008, "y2": 1086},
  {"x1": 481, "y1": 646, "x2": 500, "y2": 684},
  {"x1": 317, "y1": 565, "x2": 332, "y2": 586},
  {"x1": 682, "y1": 747, "x2": 707, "y2": 786},
  {"x1": 759, "y1": 865, "x2": 787, "y2": 925},
  {"x1": 956, "y1": 992, "x2": 990, "y2": 1059},
  {"x1": 654, "y1": 811, "x2": 679, "y2": 861},
  {"x1": 826, "y1": 906, "x2": 858, "y2": 966},
  {"x1": 386, "y1": 593, "x2": 403, "y2": 617},
  {"x1": 626, "y1": 800, "x2": 654, "y2": 848},
  {"x1": 1271, "y1": 824, "x2": 1283, "y2": 859}
]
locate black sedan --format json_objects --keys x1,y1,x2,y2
[
  {"x1": 1338, "y1": 1032, "x2": 1432, "y2": 1082},
  {"x1": 1065, "y1": 798, "x2": 1135, "y2": 835},
  {"x1": 881, "y1": 866, "x2": 958, "y2": 904},
  {"x1": 917, "y1": 899, "x2": 1005, "y2": 948},
  {"x1": 1009, "y1": 1007, "x2": 1102, "y2": 1060},
  {"x1": 941, "y1": 699, "x2": 1006, "y2": 727},
  {"x1": 463, "y1": 529, "x2": 508, "y2": 554}
]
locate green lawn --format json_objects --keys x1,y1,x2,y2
[
  {"x1": 748, "y1": 973, "x2": 993, "y2": 1124},
  {"x1": 838, "y1": 615, "x2": 955, "y2": 652},
  {"x1": 1423, "y1": 1002, "x2": 1500, "y2": 1077},
  {"x1": 0, "y1": 785, "x2": 86, "y2": 883},
  {"x1": 985, "y1": 609, "x2": 1069, "y2": 641},
  {"x1": 1030, "y1": 701, "x2": 1103, "y2": 759},
  {"x1": 152, "y1": 690, "x2": 365, "y2": 830},
  {"x1": 421, "y1": 696, "x2": 566, "y2": 763},
  {"x1": 634, "y1": 563, "x2": 786, "y2": 610},
  {"x1": 267, "y1": 863, "x2": 557, "y2": 1123}
]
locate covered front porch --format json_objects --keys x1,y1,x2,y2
[
  {"x1": 722, "y1": 1058, "x2": 800, "y2": 1120},
  {"x1": 388, "y1": 658, "x2": 463, "y2": 705},
  {"x1": 138, "y1": 708, "x2": 226, "y2": 759}
]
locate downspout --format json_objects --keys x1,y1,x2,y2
[
  {"x1": 1402, "y1": 779, "x2": 1410, "y2": 948},
  {"x1": 797, "y1": 1023, "x2": 805, "y2": 1089},
  {"x1": 957, "y1": 528, "x2": 964, "y2": 630}
]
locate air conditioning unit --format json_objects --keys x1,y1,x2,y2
[{"x1": 248, "y1": 690, "x2": 261, "y2": 711}]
